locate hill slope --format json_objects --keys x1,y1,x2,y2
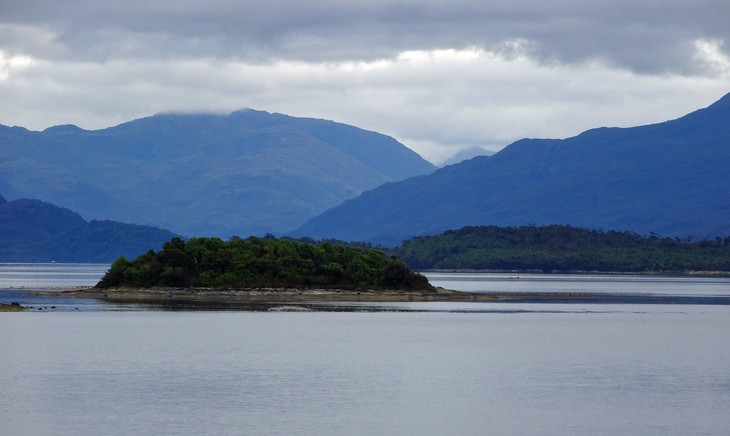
[
  {"x1": 0, "y1": 196, "x2": 179, "y2": 262},
  {"x1": 293, "y1": 93, "x2": 730, "y2": 246},
  {"x1": 0, "y1": 110, "x2": 435, "y2": 237}
]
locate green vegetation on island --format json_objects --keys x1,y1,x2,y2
[
  {"x1": 97, "y1": 236, "x2": 431, "y2": 290},
  {"x1": 393, "y1": 225, "x2": 730, "y2": 273}
]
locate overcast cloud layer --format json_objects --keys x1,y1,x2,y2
[{"x1": 1, "y1": 0, "x2": 729, "y2": 163}]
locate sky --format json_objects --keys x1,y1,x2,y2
[{"x1": 1, "y1": 1, "x2": 729, "y2": 164}]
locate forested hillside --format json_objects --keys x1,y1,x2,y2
[
  {"x1": 0, "y1": 197, "x2": 178, "y2": 262},
  {"x1": 394, "y1": 225, "x2": 730, "y2": 272}
]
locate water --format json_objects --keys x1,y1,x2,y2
[
  {"x1": 2, "y1": 265, "x2": 730, "y2": 435},
  {"x1": 424, "y1": 272, "x2": 730, "y2": 296},
  {"x1": 0, "y1": 263, "x2": 117, "y2": 311},
  {"x1": 0, "y1": 263, "x2": 109, "y2": 288},
  {"x1": 2, "y1": 310, "x2": 729, "y2": 435}
]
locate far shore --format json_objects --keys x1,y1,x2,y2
[{"x1": 423, "y1": 269, "x2": 730, "y2": 277}]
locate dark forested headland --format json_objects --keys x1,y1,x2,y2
[
  {"x1": 0, "y1": 196, "x2": 179, "y2": 262},
  {"x1": 97, "y1": 236, "x2": 431, "y2": 290},
  {"x1": 393, "y1": 225, "x2": 730, "y2": 273}
]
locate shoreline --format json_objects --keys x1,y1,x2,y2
[
  {"x1": 49, "y1": 286, "x2": 492, "y2": 303},
  {"x1": 0, "y1": 302, "x2": 28, "y2": 312},
  {"x1": 34, "y1": 286, "x2": 730, "y2": 307}
]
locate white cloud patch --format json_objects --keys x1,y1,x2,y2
[
  {"x1": 0, "y1": 50, "x2": 35, "y2": 80},
  {"x1": 695, "y1": 39, "x2": 730, "y2": 76}
]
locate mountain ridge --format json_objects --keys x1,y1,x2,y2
[
  {"x1": 293, "y1": 92, "x2": 730, "y2": 246},
  {"x1": 0, "y1": 197, "x2": 179, "y2": 262},
  {"x1": 0, "y1": 110, "x2": 436, "y2": 237}
]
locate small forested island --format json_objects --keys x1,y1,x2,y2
[
  {"x1": 80, "y1": 236, "x2": 486, "y2": 304},
  {"x1": 95, "y1": 236, "x2": 433, "y2": 291},
  {"x1": 394, "y1": 225, "x2": 730, "y2": 273}
]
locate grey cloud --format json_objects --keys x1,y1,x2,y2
[
  {"x1": 1, "y1": 0, "x2": 728, "y2": 165},
  {"x1": 2, "y1": 0, "x2": 728, "y2": 74}
]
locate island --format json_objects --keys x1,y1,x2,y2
[
  {"x1": 23, "y1": 233, "x2": 730, "y2": 309},
  {"x1": 64, "y1": 236, "x2": 488, "y2": 305}
]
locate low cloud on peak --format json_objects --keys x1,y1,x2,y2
[{"x1": 1, "y1": 0, "x2": 729, "y2": 163}]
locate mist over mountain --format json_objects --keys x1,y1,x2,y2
[
  {"x1": 441, "y1": 147, "x2": 495, "y2": 166},
  {"x1": 293, "y1": 93, "x2": 730, "y2": 246},
  {"x1": 0, "y1": 110, "x2": 435, "y2": 237},
  {"x1": 0, "y1": 197, "x2": 178, "y2": 262}
]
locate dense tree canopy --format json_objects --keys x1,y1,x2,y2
[
  {"x1": 393, "y1": 225, "x2": 730, "y2": 272},
  {"x1": 97, "y1": 236, "x2": 431, "y2": 290}
]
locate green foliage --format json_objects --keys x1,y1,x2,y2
[
  {"x1": 97, "y1": 236, "x2": 432, "y2": 290},
  {"x1": 393, "y1": 225, "x2": 730, "y2": 273}
]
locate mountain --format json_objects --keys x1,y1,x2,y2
[
  {"x1": 0, "y1": 110, "x2": 435, "y2": 237},
  {"x1": 293, "y1": 93, "x2": 730, "y2": 246},
  {"x1": 0, "y1": 197, "x2": 179, "y2": 262},
  {"x1": 441, "y1": 147, "x2": 495, "y2": 166}
]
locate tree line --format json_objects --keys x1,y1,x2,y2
[
  {"x1": 97, "y1": 236, "x2": 431, "y2": 290},
  {"x1": 392, "y1": 225, "x2": 730, "y2": 272}
]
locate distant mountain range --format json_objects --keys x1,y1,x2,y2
[
  {"x1": 0, "y1": 110, "x2": 435, "y2": 238},
  {"x1": 293, "y1": 93, "x2": 730, "y2": 246},
  {"x1": 0, "y1": 195, "x2": 178, "y2": 262}
]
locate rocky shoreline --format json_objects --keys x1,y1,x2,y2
[
  {"x1": 52, "y1": 286, "x2": 494, "y2": 304},
  {"x1": 16, "y1": 285, "x2": 730, "y2": 310},
  {"x1": 0, "y1": 301, "x2": 28, "y2": 312}
]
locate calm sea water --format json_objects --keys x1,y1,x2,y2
[
  {"x1": 0, "y1": 263, "x2": 110, "y2": 288},
  {"x1": 425, "y1": 272, "x2": 730, "y2": 296},
  {"x1": 2, "y1": 265, "x2": 730, "y2": 435}
]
